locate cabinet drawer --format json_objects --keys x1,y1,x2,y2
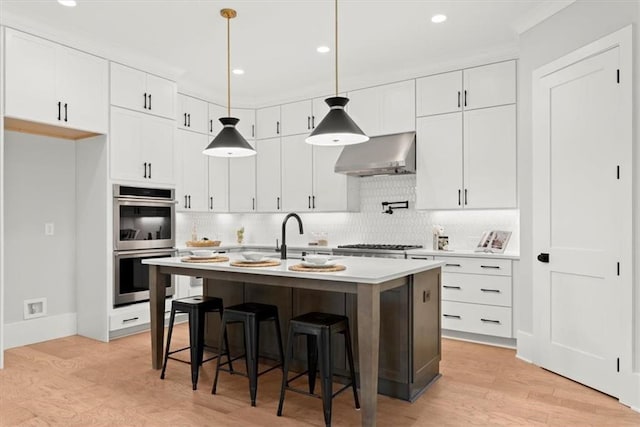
[
  {"x1": 435, "y1": 256, "x2": 511, "y2": 276},
  {"x1": 110, "y1": 309, "x2": 150, "y2": 331},
  {"x1": 442, "y1": 273, "x2": 511, "y2": 307},
  {"x1": 408, "y1": 255, "x2": 434, "y2": 261},
  {"x1": 442, "y1": 301, "x2": 512, "y2": 338}
]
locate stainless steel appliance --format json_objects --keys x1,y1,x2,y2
[
  {"x1": 113, "y1": 185, "x2": 176, "y2": 251},
  {"x1": 334, "y1": 132, "x2": 416, "y2": 176},
  {"x1": 113, "y1": 185, "x2": 177, "y2": 307},
  {"x1": 333, "y1": 244, "x2": 423, "y2": 259}
]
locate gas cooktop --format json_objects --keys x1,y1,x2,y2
[{"x1": 336, "y1": 244, "x2": 423, "y2": 250}]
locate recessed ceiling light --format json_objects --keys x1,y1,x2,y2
[
  {"x1": 58, "y1": 0, "x2": 77, "y2": 7},
  {"x1": 316, "y1": 46, "x2": 330, "y2": 53},
  {"x1": 431, "y1": 14, "x2": 447, "y2": 24},
  {"x1": 232, "y1": 69, "x2": 244, "y2": 75}
]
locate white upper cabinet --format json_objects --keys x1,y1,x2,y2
[
  {"x1": 208, "y1": 103, "x2": 227, "y2": 136},
  {"x1": 347, "y1": 80, "x2": 415, "y2": 137},
  {"x1": 281, "y1": 135, "x2": 313, "y2": 212},
  {"x1": 463, "y1": 105, "x2": 517, "y2": 208},
  {"x1": 208, "y1": 157, "x2": 229, "y2": 213},
  {"x1": 256, "y1": 105, "x2": 281, "y2": 139},
  {"x1": 232, "y1": 108, "x2": 256, "y2": 140},
  {"x1": 281, "y1": 100, "x2": 312, "y2": 136},
  {"x1": 177, "y1": 94, "x2": 208, "y2": 134},
  {"x1": 416, "y1": 70, "x2": 463, "y2": 117},
  {"x1": 176, "y1": 130, "x2": 208, "y2": 212},
  {"x1": 111, "y1": 62, "x2": 176, "y2": 119},
  {"x1": 463, "y1": 61, "x2": 516, "y2": 110},
  {"x1": 110, "y1": 107, "x2": 175, "y2": 185},
  {"x1": 5, "y1": 28, "x2": 108, "y2": 133},
  {"x1": 229, "y1": 141, "x2": 256, "y2": 212},
  {"x1": 313, "y1": 145, "x2": 359, "y2": 212},
  {"x1": 256, "y1": 138, "x2": 282, "y2": 212},
  {"x1": 312, "y1": 96, "x2": 332, "y2": 130}
]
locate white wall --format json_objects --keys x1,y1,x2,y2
[
  {"x1": 0, "y1": 25, "x2": 5, "y2": 367},
  {"x1": 3, "y1": 131, "x2": 77, "y2": 346},
  {"x1": 517, "y1": 0, "x2": 640, "y2": 402}
]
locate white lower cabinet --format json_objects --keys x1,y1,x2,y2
[
  {"x1": 109, "y1": 299, "x2": 172, "y2": 332},
  {"x1": 437, "y1": 256, "x2": 513, "y2": 339}
]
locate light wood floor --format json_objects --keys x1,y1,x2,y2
[{"x1": 1, "y1": 325, "x2": 639, "y2": 426}]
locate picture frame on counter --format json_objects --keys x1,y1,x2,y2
[{"x1": 475, "y1": 230, "x2": 512, "y2": 253}]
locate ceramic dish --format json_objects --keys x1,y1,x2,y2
[{"x1": 301, "y1": 260, "x2": 337, "y2": 268}]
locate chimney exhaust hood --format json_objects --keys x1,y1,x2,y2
[{"x1": 334, "y1": 131, "x2": 416, "y2": 177}]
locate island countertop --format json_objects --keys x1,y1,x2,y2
[{"x1": 143, "y1": 255, "x2": 444, "y2": 284}]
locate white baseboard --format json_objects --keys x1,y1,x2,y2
[
  {"x1": 4, "y1": 312, "x2": 77, "y2": 349},
  {"x1": 442, "y1": 329, "x2": 517, "y2": 349},
  {"x1": 515, "y1": 330, "x2": 535, "y2": 363}
]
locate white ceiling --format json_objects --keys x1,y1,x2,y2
[{"x1": 0, "y1": 0, "x2": 564, "y2": 107}]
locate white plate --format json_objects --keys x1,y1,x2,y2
[
  {"x1": 301, "y1": 260, "x2": 337, "y2": 268},
  {"x1": 188, "y1": 254, "x2": 219, "y2": 260},
  {"x1": 238, "y1": 258, "x2": 269, "y2": 264}
]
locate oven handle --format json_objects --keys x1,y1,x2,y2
[
  {"x1": 114, "y1": 248, "x2": 178, "y2": 258},
  {"x1": 116, "y1": 197, "x2": 178, "y2": 205}
]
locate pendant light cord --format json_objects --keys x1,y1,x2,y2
[
  {"x1": 227, "y1": 14, "x2": 231, "y2": 117},
  {"x1": 335, "y1": 0, "x2": 338, "y2": 96}
]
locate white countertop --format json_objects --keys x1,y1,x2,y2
[
  {"x1": 405, "y1": 249, "x2": 520, "y2": 260},
  {"x1": 178, "y1": 243, "x2": 332, "y2": 253},
  {"x1": 143, "y1": 254, "x2": 443, "y2": 285}
]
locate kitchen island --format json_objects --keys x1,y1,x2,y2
[{"x1": 144, "y1": 255, "x2": 443, "y2": 427}]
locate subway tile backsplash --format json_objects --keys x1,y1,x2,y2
[{"x1": 177, "y1": 175, "x2": 519, "y2": 252}]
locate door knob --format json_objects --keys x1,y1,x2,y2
[{"x1": 537, "y1": 253, "x2": 549, "y2": 263}]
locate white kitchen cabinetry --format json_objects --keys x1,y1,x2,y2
[
  {"x1": 256, "y1": 138, "x2": 282, "y2": 212},
  {"x1": 176, "y1": 129, "x2": 208, "y2": 211},
  {"x1": 229, "y1": 143, "x2": 257, "y2": 212},
  {"x1": 208, "y1": 157, "x2": 229, "y2": 212},
  {"x1": 232, "y1": 108, "x2": 256, "y2": 140},
  {"x1": 281, "y1": 135, "x2": 313, "y2": 212},
  {"x1": 208, "y1": 103, "x2": 226, "y2": 136},
  {"x1": 177, "y1": 94, "x2": 208, "y2": 134},
  {"x1": 4, "y1": 28, "x2": 108, "y2": 134},
  {"x1": 347, "y1": 80, "x2": 415, "y2": 137},
  {"x1": 281, "y1": 100, "x2": 312, "y2": 136},
  {"x1": 312, "y1": 96, "x2": 331, "y2": 127},
  {"x1": 438, "y1": 256, "x2": 513, "y2": 338},
  {"x1": 111, "y1": 62, "x2": 176, "y2": 119},
  {"x1": 416, "y1": 60, "x2": 515, "y2": 117},
  {"x1": 110, "y1": 106, "x2": 175, "y2": 184},
  {"x1": 256, "y1": 105, "x2": 281, "y2": 139}
]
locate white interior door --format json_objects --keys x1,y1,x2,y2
[{"x1": 533, "y1": 40, "x2": 631, "y2": 398}]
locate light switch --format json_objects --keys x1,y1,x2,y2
[{"x1": 45, "y1": 223, "x2": 54, "y2": 235}]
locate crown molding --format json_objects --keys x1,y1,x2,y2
[{"x1": 512, "y1": 0, "x2": 577, "y2": 35}]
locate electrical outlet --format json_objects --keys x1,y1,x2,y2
[
  {"x1": 24, "y1": 298, "x2": 47, "y2": 320},
  {"x1": 45, "y1": 223, "x2": 55, "y2": 236}
]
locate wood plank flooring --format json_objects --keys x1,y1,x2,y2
[{"x1": 1, "y1": 325, "x2": 639, "y2": 426}]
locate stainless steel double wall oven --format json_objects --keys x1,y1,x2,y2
[{"x1": 113, "y1": 185, "x2": 176, "y2": 307}]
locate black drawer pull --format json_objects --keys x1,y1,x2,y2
[
  {"x1": 122, "y1": 317, "x2": 139, "y2": 323},
  {"x1": 443, "y1": 285, "x2": 461, "y2": 289},
  {"x1": 144, "y1": 93, "x2": 147, "y2": 109},
  {"x1": 411, "y1": 257, "x2": 430, "y2": 260},
  {"x1": 481, "y1": 265, "x2": 501, "y2": 269},
  {"x1": 443, "y1": 314, "x2": 461, "y2": 319},
  {"x1": 445, "y1": 263, "x2": 461, "y2": 267},
  {"x1": 480, "y1": 288, "x2": 501, "y2": 293},
  {"x1": 481, "y1": 318, "x2": 501, "y2": 324},
  {"x1": 148, "y1": 94, "x2": 151, "y2": 110}
]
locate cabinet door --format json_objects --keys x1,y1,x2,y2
[
  {"x1": 281, "y1": 99, "x2": 312, "y2": 136},
  {"x1": 256, "y1": 138, "x2": 282, "y2": 212},
  {"x1": 346, "y1": 86, "x2": 379, "y2": 136},
  {"x1": 313, "y1": 145, "x2": 348, "y2": 211},
  {"x1": 463, "y1": 105, "x2": 516, "y2": 208},
  {"x1": 463, "y1": 60, "x2": 516, "y2": 110},
  {"x1": 145, "y1": 73, "x2": 176, "y2": 119},
  {"x1": 110, "y1": 107, "x2": 144, "y2": 182},
  {"x1": 229, "y1": 147, "x2": 256, "y2": 212},
  {"x1": 311, "y1": 96, "x2": 330, "y2": 131},
  {"x1": 208, "y1": 157, "x2": 229, "y2": 212},
  {"x1": 416, "y1": 70, "x2": 462, "y2": 117},
  {"x1": 110, "y1": 63, "x2": 146, "y2": 112},
  {"x1": 413, "y1": 269, "x2": 441, "y2": 380},
  {"x1": 143, "y1": 115, "x2": 175, "y2": 185},
  {"x1": 57, "y1": 45, "x2": 108, "y2": 133},
  {"x1": 177, "y1": 94, "x2": 208, "y2": 134},
  {"x1": 208, "y1": 103, "x2": 227, "y2": 136},
  {"x1": 415, "y1": 113, "x2": 463, "y2": 210},
  {"x1": 232, "y1": 108, "x2": 256, "y2": 140},
  {"x1": 256, "y1": 105, "x2": 281, "y2": 139},
  {"x1": 4, "y1": 29, "x2": 57, "y2": 125},
  {"x1": 177, "y1": 130, "x2": 208, "y2": 211},
  {"x1": 380, "y1": 80, "x2": 415, "y2": 135},
  {"x1": 281, "y1": 135, "x2": 313, "y2": 212}
]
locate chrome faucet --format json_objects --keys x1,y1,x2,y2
[{"x1": 281, "y1": 213, "x2": 304, "y2": 260}]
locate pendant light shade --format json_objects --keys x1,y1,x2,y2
[
  {"x1": 204, "y1": 8, "x2": 256, "y2": 158},
  {"x1": 305, "y1": 0, "x2": 368, "y2": 146}
]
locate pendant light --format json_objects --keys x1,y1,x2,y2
[
  {"x1": 305, "y1": 0, "x2": 369, "y2": 146},
  {"x1": 203, "y1": 8, "x2": 256, "y2": 157}
]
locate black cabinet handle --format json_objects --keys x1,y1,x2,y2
[
  {"x1": 188, "y1": 195, "x2": 191, "y2": 209},
  {"x1": 187, "y1": 113, "x2": 191, "y2": 127},
  {"x1": 277, "y1": 196, "x2": 280, "y2": 210},
  {"x1": 210, "y1": 119, "x2": 213, "y2": 133},
  {"x1": 184, "y1": 195, "x2": 188, "y2": 208},
  {"x1": 251, "y1": 124, "x2": 255, "y2": 138},
  {"x1": 312, "y1": 195, "x2": 315, "y2": 209},
  {"x1": 184, "y1": 113, "x2": 187, "y2": 127},
  {"x1": 122, "y1": 317, "x2": 139, "y2": 323},
  {"x1": 210, "y1": 197, "x2": 213, "y2": 210},
  {"x1": 148, "y1": 94, "x2": 151, "y2": 110},
  {"x1": 480, "y1": 288, "x2": 501, "y2": 293},
  {"x1": 144, "y1": 93, "x2": 147, "y2": 109},
  {"x1": 443, "y1": 285, "x2": 461, "y2": 290},
  {"x1": 308, "y1": 196, "x2": 311, "y2": 209},
  {"x1": 143, "y1": 162, "x2": 148, "y2": 178},
  {"x1": 464, "y1": 189, "x2": 468, "y2": 205},
  {"x1": 312, "y1": 115, "x2": 315, "y2": 128},
  {"x1": 148, "y1": 163, "x2": 151, "y2": 179},
  {"x1": 308, "y1": 116, "x2": 311, "y2": 130},
  {"x1": 252, "y1": 197, "x2": 255, "y2": 210},
  {"x1": 445, "y1": 263, "x2": 461, "y2": 267},
  {"x1": 464, "y1": 90, "x2": 467, "y2": 107},
  {"x1": 422, "y1": 290, "x2": 430, "y2": 303},
  {"x1": 443, "y1": 314, "x2": 461, "y2": 319},
  {"x1": 481, "y1": 318, "x2": 501, "y2": 324},
  {"x1": 537, "y1": 253, "x2": 549, "y2": 263},
  {"x1": 57, "y1": 101, "x2": 61, "y2": 121},
  {"x1": 458, "y1": 189, "x2": 461, "y2": 206},
  {"x1": 480, "y1": 265, "x2": 500, "y2": 269},
  {"x1": 457, "y1": 91, "x2": 461, "y2": 108},
  {"x1": 64, "y1": 103, "x2": 68, "y2": 122},
  {"x1": 276, "y1": 121, "x2": 280, "y2": 134}
]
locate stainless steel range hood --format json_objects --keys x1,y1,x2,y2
[{"x1": 334, "y1": 131, "x2": 416, "y2": 177}]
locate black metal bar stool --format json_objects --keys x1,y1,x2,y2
[
  {"x1": 160, "y1": 296, "x2": 231, "y2": 390},
  {"x1": 212, "y1": 302, "x2": 285, "y2": 406},
  {"x1": 277, "y1": 312, "x2": 360, "y2": 427}
]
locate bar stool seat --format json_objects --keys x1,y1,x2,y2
[
  {"x1": 212, "y1": 302, "x2": 284, "y2": 406},
  {"x1": 277, "y1": 312, "x2": 360, "y2": 427},
  {"x1": 160, "y1": 296, "x2": 231, "y2": 390}
]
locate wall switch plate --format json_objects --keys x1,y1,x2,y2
[
  {"x1": 24, "y1": 297, "x2": 47, "y2": 320},
  {"x1": 45, "y1": 223, "x2": 55, "y2": 236}
]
